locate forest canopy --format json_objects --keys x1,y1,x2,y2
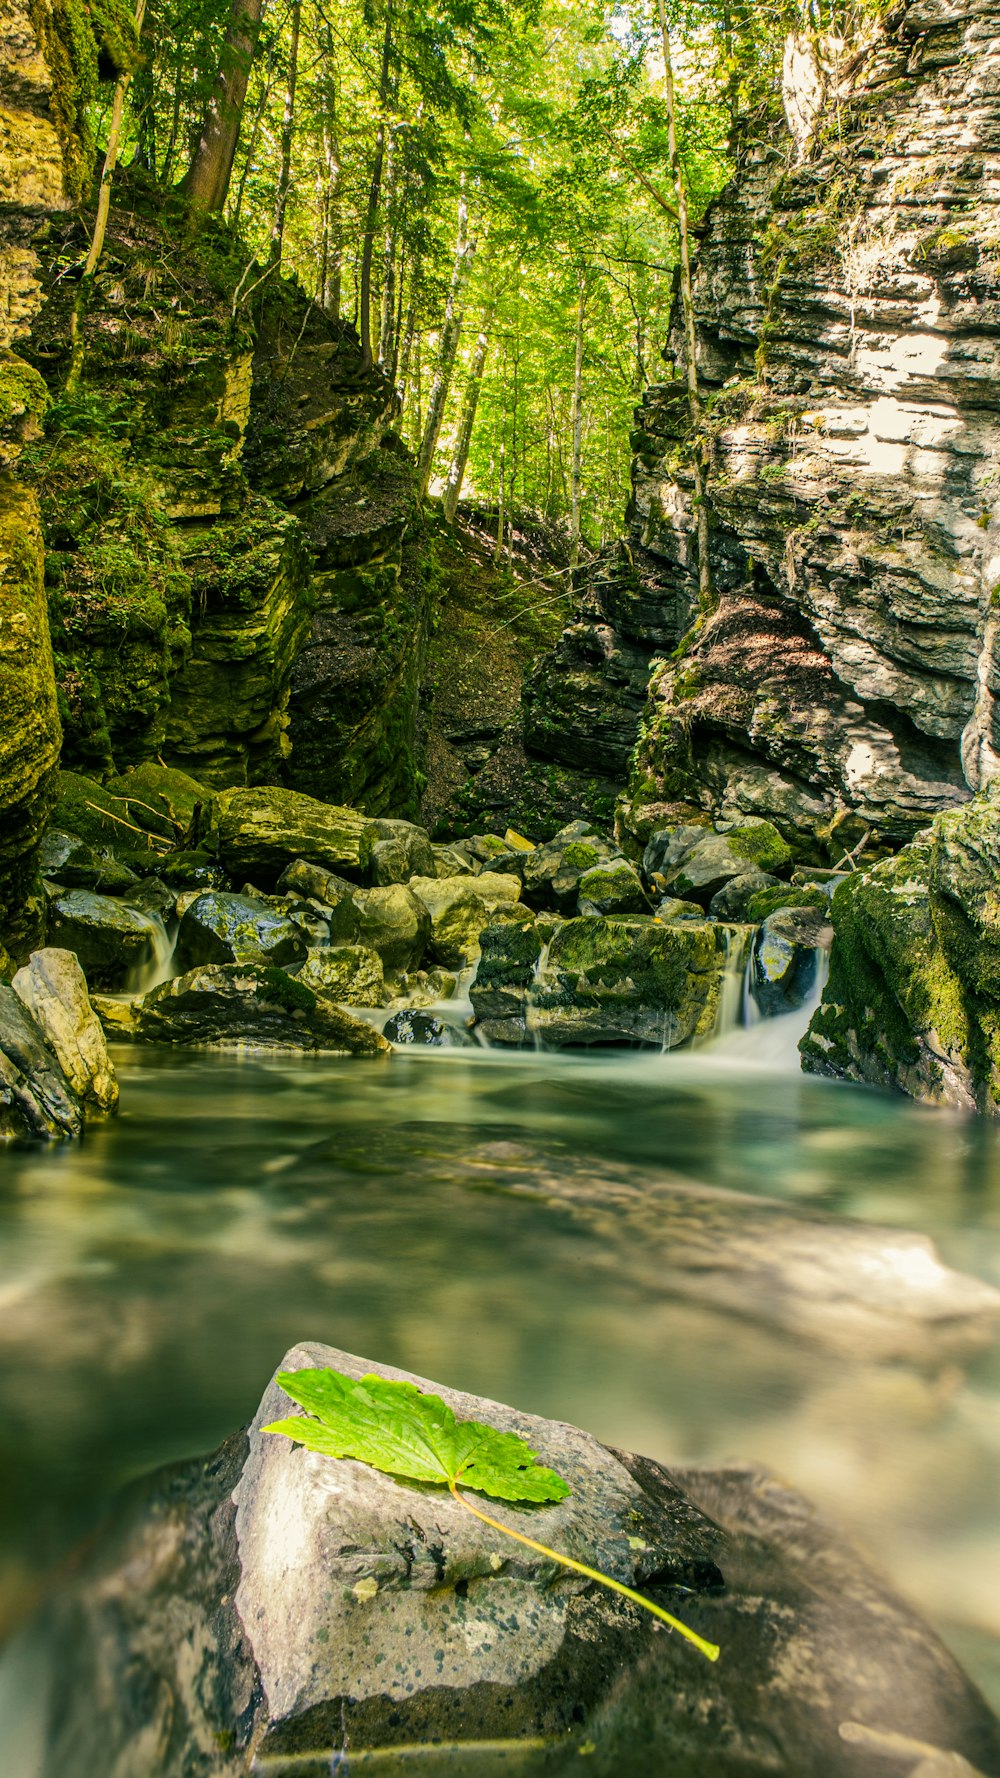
[{"x1": 77, "y1": 0, "x2": 874, "y2": 548}]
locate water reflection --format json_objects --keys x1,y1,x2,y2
[{"x1": 0, "y1": 1043, "x2": 998, "y2": 1719}]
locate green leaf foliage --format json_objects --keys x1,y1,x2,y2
[{"x1": 265, "y1": 1367, "x2": 573, "y2": 1504}]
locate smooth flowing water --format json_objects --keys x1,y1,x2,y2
[{"x1": 1, "y1": 1027, "x2": 999, "y2": 1758}]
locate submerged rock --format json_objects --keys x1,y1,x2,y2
[
  {"x1": 192, "y1": 785, "x2": 376, "y2": 888},
  {"x1": 11, "y1": 949, "x2": 118, "y2": 1113},
  {"x1": 125, "y1": 964, "x2": 388, "y2": 1054},
  {"x1": 29, "y1": 1343, "x2": 1000, "y2": 1777},
  {"x1": 176, "y1": 890, "x2": 308, "y2": 970},
  {"x1": 383, "y1": 1009, "x2": 455, "y2": 1046},
  {"x1": 0, "y1": 981, "x2": 83, "y2": 1141},
  {"x1": 46, "y1": 889, "x2": 165, "y2": 990}
]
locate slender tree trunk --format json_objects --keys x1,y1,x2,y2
[
  {"x1": 183, "y1": 0, "x2": 265, "y2": 214},
  {"x1": 569, "y1": 269, "x2": 586, "y2": 568},
  {"x1": 229, "y1": 54, "x2": 275, "y2": 229},
  {"x1": 377, "y1": 125, "x2": 399, "y2": 368},
  {"x1": 411, "y1": 333, "x2": 422, "y2": 442},
  {"x1": 65, "y1": 0, "x2": 146, "y2": 392},
  {"x1": 417, "y1": 186, "x2": 475, "y2": 497},
  {"x1": 161, "y1": 49, "x2": 184, "y2": 183},
  {"x1": 397, "y1": 255, "x2": 420, "y2": 404},
  {"x1": 268, "y1": 0, "x2": 300, "y2": 265},
  {"x1": 442, "y1": 298, "x2": 495, "y2": 524},
  {"x1": 358, "y1": 2, "x2": 394, "y2": 370},
  {"x1": 658, "y1": 0, "x2": 713, "y2": 609}
]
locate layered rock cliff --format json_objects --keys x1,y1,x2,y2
[
  {"x1": 529, "y1": 0, "x2": 1000, "y2": 864},
  {"x1": 0, "y1": 0, "x2": 134, "y2": 956}
]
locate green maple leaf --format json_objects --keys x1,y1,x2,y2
[
  {"x1": 264, "y1": 1368, "x2": 572, "y2": 1503},
  {"x1": 264, "y1": 1365, "x2": 720, "y2": 1663}
]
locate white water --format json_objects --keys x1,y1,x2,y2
[
  {"x1": 124, "y1": 914, "x2": 177, "y2": 994},
  {"x1": 707, "y1": 944, "x2": 830, "y2": 1067}
]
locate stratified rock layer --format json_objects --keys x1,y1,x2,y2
[{"x1": 528, "y1": 0, "x2": 1000, "y2": 860}]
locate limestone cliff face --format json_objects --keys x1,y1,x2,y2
[{"x1": 532, "y1": 0, "x2": 1000, "y2": 858}]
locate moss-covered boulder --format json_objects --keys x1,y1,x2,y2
[
  {"x1": 800, "y1": 787, "x2": 1000, "y2": 1112},
  {"x1": 124, "y1": 963, "x2": 389, "y2": 1054},
  {"x1": 192, "y1": 786, "x2": 376, "y2": 888},
  {"x1": 576, "y1": 859, "x2": 647, "y2": 917},
  {"x1": 352, "y1": 884, "x2": 430, "y2": 972},
  {"x1": 519, "y1": 822, "x2": 623, "y2": 914},
  {"x1": 0, "y1": 477, "x2": 60, "y2": 956},
  {"x1": 297, "y1": 945, "x2": 388, "y2": 1008},
  {"x1": 752, "y1": 907, "x2": 831, "y2": 1017},
  {"x1": 38, "y1": 830, "x2": 140, "y2": 894},
  {"x1": 175, "y1": 892, "x2": 307, "y2": 971},
  {"x1": 532, "y1": 915, "x2": 726, "y2": 1049},
  {"x1": 368, "y1": 819, "x2": 436, "y2": 885},
  {"x1": 470, "y1": 918, "x2": 544, "y2": 1043},
  {"x1": 645, "y1": 821, "x2": 793, "y2": 906},
  {"x1": 47, "y1": 888, "x2": 164, "y2": 990},
  {"x1": 409, "y1": 871, "x2": 524, "y2": 969},
  {"x1": 12, "y1": 947, "x2": 118, "y2": 1113}
]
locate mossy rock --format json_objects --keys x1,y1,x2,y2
[
  {"x1": 724, "y1": 822, "x2": 794, "y2": 875},
  {"x1": 745, "y1": 885, "x2": 829, "y2": 922},
  {"x1": 529, "y1": 915, "x2": 725, "y2": 1049},
  {"x1": 192, "y1": 786, "x2": 376, "y2": 889},
  {"x1": 131, "y1": 963, "x2": 387, "y2": 1054}
]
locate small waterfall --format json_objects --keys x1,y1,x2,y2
[
  {"x1": 125, "y1": 914, "x2": 177, "y2": 994},
  {"x1": 704, "y1": 925, "x2": 756, "y2": 1045},
  {"x1": 707, "y1": 945, "x2": 830, "y2": 1067}
]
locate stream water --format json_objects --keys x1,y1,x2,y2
[{"x1": 1, "y1": 994, "x2": 999, "y2": 1765}]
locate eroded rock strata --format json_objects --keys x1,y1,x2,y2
[{"x1": 530, "y1": 0, "x2": 1000, "y2": 861}]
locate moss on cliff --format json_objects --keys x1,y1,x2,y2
[
  {"x1": 27, "y1": 0, "x2": 137, "y2": 200},
  {"x1": 0, "y1": 477, "x2": 61, "y2": 954}
]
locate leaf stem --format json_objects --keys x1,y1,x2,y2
[{"x1": 448, "y1": 1482, "x2": 720, "y2": 1662}]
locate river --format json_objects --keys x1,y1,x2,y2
[{"x1": 1, "y1": 1016, "x2": 999, "y2": 1765}]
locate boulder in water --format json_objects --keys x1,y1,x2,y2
[
  {"x1": 130, "y1": 964, "x2": 389, "y2": 1054},
  {"x1": 752, "y1": 906, "x2": 832, "y2": 1016},
  {"x1": 28, "y1": 1342, "x2": 1000, "y2": 1777},
  {"x1": 11, "y1": 948, "x2": 118, "y2": 1113},
  {"x1": 297, "y1": 944, "x2": 389, "y2": 1006},
  {"x1": 0, "y1": 981, "x2": 82, "y2": 1141},
  {"x1": 46, "y1": 888, "x2": 166, "y2": 990},
  {"x1": 192, "y1": 785, "x2": 376, "y2": 888},
  {"x1": 470, "y1": 918, "x2": 543, "y2": 1042},
  {"x1": 176, "y1": 891, "x2": 308, "y2": 970},
  {"x1": 532, "y1": 915, "x2": 725, "y2": 1048}
]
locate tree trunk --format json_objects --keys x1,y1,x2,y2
[
  {"x1": 569, "y1": 269, "x2": 586, "y2": 568},
  {"x1": 442, "y1": 298, "x2": 495, "y2": 524},
  {"x1": 183, "y1": 0, "x2": 265, "y2": 214},
  {"x1": 65, "y1": 0, "x2": 146, "y2": 391},
  {"x1": 377, "y1": 126, "x2": 400, "y2": 368},
  {"x1": 658, "y1": 0, "x2": 712, "y2": 610},
  {"x1": 268, "y1": 0, "x2": 300, "y2": 265},
  {"x1": 416, "y1": 186, "x2": 475, "y2": 497},
  {"x1": 358, "y1": 2, "x2": 394, "y2": 370}
]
